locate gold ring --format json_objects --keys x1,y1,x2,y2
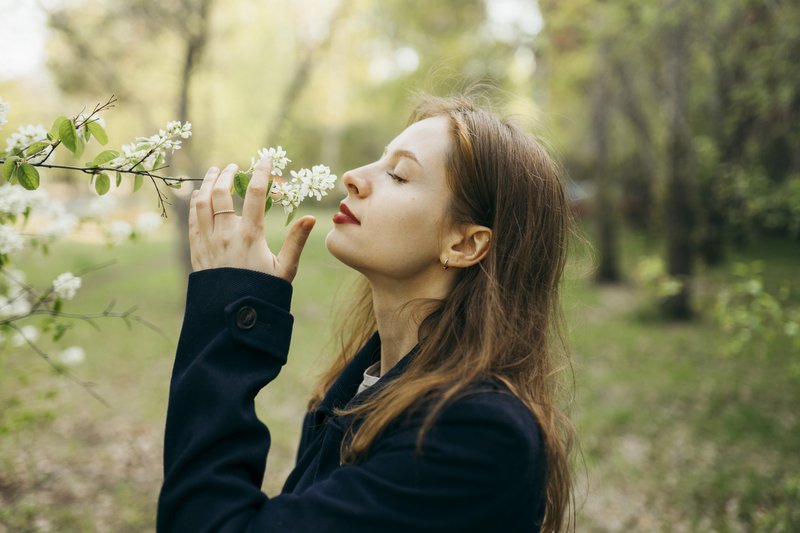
[{"x1": 212, "y1": 209, "x2": 236, "y2": 217}]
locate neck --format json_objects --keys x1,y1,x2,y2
[{"x1": 368, "y1": 272, "x2": 452, "y2": 376}]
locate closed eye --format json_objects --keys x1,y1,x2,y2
[{"x1": 387, "y1": 171, "x2": 407, "y2": 184}]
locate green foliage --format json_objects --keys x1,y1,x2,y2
[
  {"x1": 2, "y1": 156, "x2": 20, "y2": 180},
  {"x1": 57, "y1": 118, "x2": 83, "y2": 158},
  {"x1": 88, "y1": 149, "x2": 120, "y2": 168},
  {"x1": 94, "y1": 173, "x2": 111, "y2": 195},
  {"x1": 17, "y1": 164, "x2": 40, "y2": 190},
  {"x1": 633, "y1": 255, "x2": 683, "y2": 300},
  {"x1": 86, "y1": 120, "x2": 108, "y2": 145},
  {"x1": 713, "y1": 261, "x2": 800, "y2": 361},
  {"x1": 233, "y1": 171, "x2": 250, "y2": 198}
]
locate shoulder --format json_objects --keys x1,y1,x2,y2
[
  {"x1": 432, "y1": 380, "x2": 544, "y2": 461},
  {"x1": 380, "y1": 379, "x2": 546, "y2": 493}
]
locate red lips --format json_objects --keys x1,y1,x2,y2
[{"x1": 333, "y1": 202, "x2": 360, "y2": 225}]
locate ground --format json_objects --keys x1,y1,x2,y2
[{"x1": 1, "y1": 216, "x2": 798, "y2": 532}]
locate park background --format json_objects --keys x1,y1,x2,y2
[{"x1": 1, "y1": 0, "x2": 799, "y2": 531}]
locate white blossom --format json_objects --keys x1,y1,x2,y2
[
  {"x1": 11, "y1": 324, "x2": 38, "y2": 347},
  {"x1": 245, "y1": 147, "x2": 338, "y2": 215},
  {"x1": 0, "y1": 224, "x2": 25, "y2": 255},
  {"x1": 84, "y1": 194, "x2": 118, "y2": 218},
  {"x1": 256, "y1": 146, "x2": 291, "y2": 177},
  {"x1": 276, "y1": 164, "x2": 337, "y2": 213},
  {"x1": 0, "y1": 97, "x2": 9, "y2": 130},
  {"x1": 52, "y1": 272, "x2": 81, "y2": 300},
  {"x1": 0, "y1": 183, "x2": 46, "y2": 216},
  {"x1": 4, "y1": 124, "x2": 48, "y2": 159},
  {"x1": 0, "y1": 293, "x2": 32, "y2": 318},
  {"x1": 271, "y1": 180, "x2": 303, "y2": 213},
  {"x1": 134, "y1": 212, "x2": 162, "y2": 234},
  {"x1": 43, "y1": 211, "x2": 78, "y2": 239},
  {"x1": 59, "y1": 346, "x2": 86, "y2": 366},
  {"x1": 109, "y1": 121, "x2": 192, "y2": 170},
  {"x1": 107, "y1": 220, "x2": 133, "y2": 244}
]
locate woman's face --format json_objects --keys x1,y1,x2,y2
[{"x1": 325, "y1": 116, "x2": 454, "y2": 282}]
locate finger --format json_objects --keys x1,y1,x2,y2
[
  {"x1": 188, "y1": 190, "x2": 208, "y2": 270},
  {"x1": 195, "y1": 167, "x2": 219, "y2": 238},
  {"x1": 211, "y1": 163, "x2": 239, "y2": 234},
  {"x1": 277, "y1": 216, "x2": 316, "y2": 281},
  {"x1": 241, "y1": 157, "x2": 271, "y2": 233}
]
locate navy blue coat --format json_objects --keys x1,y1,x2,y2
[{"x1": 158, "y1": 268, "x2": 546, "y2": 532}]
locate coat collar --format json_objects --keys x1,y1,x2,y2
[{"x1": 315, "y1": 332, "x2": 419, "y2": 420}]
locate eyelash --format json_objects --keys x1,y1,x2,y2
[{"x1": 386, "y1": 171, "x2": 407, "y2": 184}]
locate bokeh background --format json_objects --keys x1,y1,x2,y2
[{"x1": 1, "y1": 0, "x2": 799, "y2": 531}]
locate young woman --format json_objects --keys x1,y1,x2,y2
[{"x1": 158, "y1": 95, "x2": 574, "y2": 532}]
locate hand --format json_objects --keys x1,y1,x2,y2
[{"x1": 188, "y1": 158, "x2": 316, "y2": 282}]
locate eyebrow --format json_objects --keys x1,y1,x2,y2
[{"x1": 383, "y1": 147, "x2": 423, "y2": 168}]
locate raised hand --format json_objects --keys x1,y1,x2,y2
[{"x1": 188, "y1": 158, "x2": 316, "y2": 282}]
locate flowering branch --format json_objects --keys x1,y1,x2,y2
[
  {"x1": 1, "y1": 95, "x2": 194, "y2": 217},
  {"x1": 0, "y1": 260, "x2": 168, "y2": 404},
  {"x1": 0, "y1": 95, "x2": 339, "y2": 405}
]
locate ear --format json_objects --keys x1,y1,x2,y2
[{"x1": 441, "y1": 224, "x2": 492, "y2": 269}]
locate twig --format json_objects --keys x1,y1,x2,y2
[{"x1": 5, "y1": 322, "x2": 111, "y2": 408}]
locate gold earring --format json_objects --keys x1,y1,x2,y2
[{"x1": 442, "y1": 257, "x2": 449, "y2": 270}]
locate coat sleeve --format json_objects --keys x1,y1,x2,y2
[{"x1": 157, "y1": 268, "x2": 545, "y2": 533}]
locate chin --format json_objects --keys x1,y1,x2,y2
[{"x1": 325, "y1": 228, "x2": 360, "y2": 270}]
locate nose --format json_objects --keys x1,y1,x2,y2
[{"x1": 342, "y1": 166, "x2": 370, "y2": 198}]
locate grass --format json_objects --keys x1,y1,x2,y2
[{"x1": 1, "y1": 214, "x2": 798, "y2": 532}]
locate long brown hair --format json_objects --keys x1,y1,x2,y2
[{"x1": 310, "y1": 94, "x2": 575, "y2": 531}]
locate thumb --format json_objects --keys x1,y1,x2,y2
[{"x1": 277, "y1": 215, "x2": 316, "y2": 282}]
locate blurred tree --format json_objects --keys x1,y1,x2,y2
[
  {"x1": 45, "y1": 0, "x2": 216, "y2": 275},
  {"x1": 538, "y1": 0, "x2": 800, "y2": 318},
  {"x1": 660, "y1": 0, "x2": 697, "y2": 319}
]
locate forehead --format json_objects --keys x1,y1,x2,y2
[{"x1": 388, "y1": 116, "x2": 451, "y2": 168}]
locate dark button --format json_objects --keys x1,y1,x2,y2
[{"x1": 235, "y1": 306, "x2": 258, "y2": 330}]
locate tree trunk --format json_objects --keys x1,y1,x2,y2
[
  {"x1": 592, "y1": 45, "x2": 621, "y2": 283},
  {"x1": 171, "y1": 0, "x2": 214, "y2": 278},
  {"x1": 264, "y1": 1, "x2": 348, "y2": 147},
  {"x1": 661, "y1": 0, "x2": 695, "y2": 320}
]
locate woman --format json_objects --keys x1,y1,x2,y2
[{"x1": 158, "y1": 95, "x2": 574, "y2": 532}]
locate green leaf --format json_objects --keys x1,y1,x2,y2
[
  {"x1": 53, "y1": 323, "x2": 70, "y2": 341},
  {"x1": 2, "y1": 156, "x2": 20, "y2": 180},
  {"x1": 285, "y1": 209, "x2": 297, "y2": 226},
  {"x1": 95, "y1": 173, "x2": 111, "y2": 195},
  {"x1": 73, "y1": 135, "x2": 86, "y2": 160},
  {"x1": 83, "y1": 124, "x2": 91, "y2": 142},
  {"x1": 133, "y1": 173, "x2": 143, "y2": 192},
  {"x1": 116, "y1": 172, "x2": 122, "y2": 187},
  {"x1": 58, "y1": 119, "x2": 79, "y2": 154},
  {"x1": 49, "y1": 116, "x2": 69, "y2": 141},
  {"x1": 86, "y1": 121, "x2": 108, "y2": 145},
  {"x1": 90, "y1": 150, "x2": 119, "y2": 167},
  {"x1": 154, "y1": 153, "x2": 165, "y2": 169},
  {"x1": 263, "y1": 179, "x2": 274, "y2": 214},
  {"x1": 53, "y1": 299, "x2": 63, "y2": 314},
  {"x1": 18, "y1": 163, "x2": 40, "y2": 190},
  {"x1": 26, "y1": 141, "x2": 51, "y2": 157},
  {"x1": 233, "y1": 171, "x2": 250, "y2": 198}
]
